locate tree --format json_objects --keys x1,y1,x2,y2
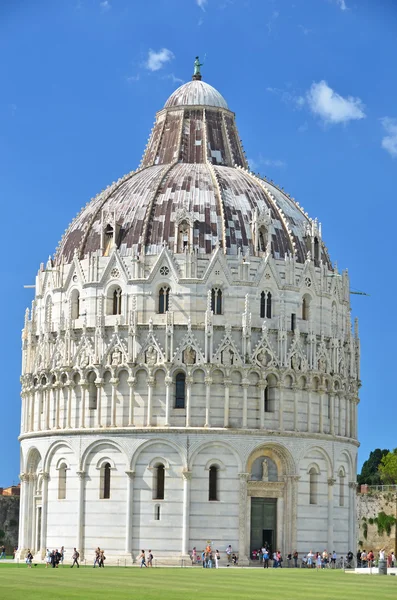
[
  {"x1": 378, "y1": 448, "x2": 397, "y2": 485},
  {"x1": 357, "y1": 448, "x2": 389, "y2": 485}
]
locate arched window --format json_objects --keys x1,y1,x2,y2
[
  {"x1": 258, "y1": 226, "x2": 268, "y2": 252},
  {"x1": 71, "y1": 289, "x2": 80, "y2": 320},
  {"x1": 100, "y1": 462, "x2": 111, "y2": 499},
  {"x1": 177, "y1": 220, "x2": 190, "y2": 253},
  {"x1": 211, "y1": 288, "x2": 222, "y2": 315},
  {"x1": 314, "y1": 237, "x2": 320, "y2": 263},
  {"x1": 209, "y1": 465, "x2": 218, "y2": 501},
  {"x1": 309, "y1": 467, "x2": 318, "y2": 505},
  {"x1": 175, "y1": 373, "x2": 186, "y2": 409},
  {"x1": 58, "y1": 463, "x2": 67, "y2": 500},
  {"x1": 264, "y1": 375, "x2": 277, "y2": 413},
  {"x1": 158, "y1": 286, "x2": 170, "y2": 314},
  {"x1": 154, "y1": 504, "x2": 161, "y2": 521},
  {"x1": 339, "y1": 469, "x2": 345, "y2": 507},
  {"x1": 153, "y1": 464, "x2": 165, "y2": 500},
  {"x1": 302, "y1": 295, "x2": 311, "y2": 321},
  {"x1": 112, "y1": 287, "x2": 122, "y2": 315},
  {"x1": 260, "y1": 291, "x2": 272, "y2": 319}
]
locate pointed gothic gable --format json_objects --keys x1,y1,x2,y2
[
  {"x1": 173, "y1": 331, "x2": 205, "y2": 365},
  {"x1": 328, "y1": 273, "x2": 343, "y2": 303},
  {"x1": 146, "y1": 246, "x2": 181, "y2": 283},
  {"x1": 316, "y1": 337, "x2": 330, "y2": 373},
  {"x1": 213, "y1": 329, "x2": 243, "y2": 367},
  {"x1": 254, "y1": 254, "x2": 282, "y2": 289},
  {"x1": 251, "y1": 323, "x2": 279, "y2": 367},
  {"x1": 202, "y1": 246, "x2": 233, "y2": 286},
  {"x1": 63, "y1": 251, "x2": 86, "y2": 291},
  {"x1": 298, "y1": 259, "x2": 318, "y2": 294},
  {"x1": 49, "y1": 336, "x2": 66, "y2": 370},
  {"x1": 287, "y1": 330, "x2": 308, "y2": 372},
  {"x1": 72, "y1": 333, "x2": 95, "y2": 369},
  {"x1": 136, "y1": 331, "x2": 165, "y2": 365},
  {"x1": 104, "y1": 332, "x2": 129, "y2": 366},
  {"x1": 99, "y1": 247, "x2": 130, "y2": 285}
]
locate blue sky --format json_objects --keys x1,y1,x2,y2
[{"x1": 0, "y1": 0, "x2": 396, "y2": 484}]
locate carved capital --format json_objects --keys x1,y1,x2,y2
[
  {"x1": 19, "y1": 472, "x2": 29, "y2": 483},
  {"x1": 127, "y1": 377, "x2": 136, "y2": 388},
  {"x1": 238, "y1": 472, "x2": 250, "y2": 482},
  {"x1": 76, "y1": 471, "x2": 86, "y2": 480},
  {"x1": 327, "y1": 477, "x2": 336, "y2": 486},
  {"x1": 41, "y1": 471, "x2": 50, "y2": 481},
  {"x1": 110, "y1": 378, "x2": 119, "y2": 386},
  {"x1": 147, "y1": 377, "x2": 155, "y2": 387},
  {"x1": 164, "y1": 376, "x2": 172, "y2": 387},
  {"x1": 349, "y1": 481, "x2": 357, "y2": 489},
  {"x1": 182, "y1": 469, "x2": 192, "y2": 481},
  {"x1": 125, "y1": 470, "x2": 135, "y2": 479},
  {"x1": 241, "y1": 379, "x2": 250, "y2": 389},
  {"x1": 186, "y1": 377, "x2": 193, "y2": 386}
]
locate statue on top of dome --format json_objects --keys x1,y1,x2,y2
[{"x1": 193, "y1": 56, "x2": 203, "y2": 80}]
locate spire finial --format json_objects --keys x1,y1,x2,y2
[{"x1": 192, "y1": 56, "x2": 203, "y2": 81}]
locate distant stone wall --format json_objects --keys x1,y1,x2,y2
[
  {"x1": 357, "y1": 490, "x2": 397, "y2": 552},
  {"x1": 0, "y1": 496, "x2": 19, "y2": 552}
]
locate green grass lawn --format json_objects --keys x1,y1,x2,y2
[{"x1": 0, "y1": 565, "x2": 396, "y2": 600}]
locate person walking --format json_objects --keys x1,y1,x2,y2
[
  {"x1": 139, "y1": 550, "x2": 147, "y2": 567},
  {"x1": 45, "y1": 548, "x2": 51, "y2": 568},
  {"x1": 0, "y1": 545, "x2": 6, "y2": 559},
  {"x1": 147, "y1": 550, "x2": 153, "y2": 567},
  {"x1": 192, "y1": 547, "x2": 197, "y2": 564},
  {"x1": 293, "y1": 550, "x2": 299, "y2": 568},
  {"x1": 93, "y1": 548, "x2": 100, "y2": 568},
  {"x1": 99, "y1": 550, "x2": 105, "y2": 567},
  {"x1": 226, "y1": 544, "x2": 232, "y2": 566},
  {"x1": 60, "y1": 546, "x2": 65, "y2": 565},
  {"x1": 307, "y1": 550, "x2": 314, "y2": 568},
  {"x1": 71, "y1": 548, "x2": 80, "y2": 568},
  {"x1": 215, "y1": 550, "x2": 220, "y2": 569},
  {"x1": 26, "y1": 550, "x2": 33, "y2": 568}
]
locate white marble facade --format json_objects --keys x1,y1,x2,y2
[{"x1": 17, "y1": 76, "x2": 359, "y2": 563}]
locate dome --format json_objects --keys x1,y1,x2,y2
[
  {"x1": 164, "y1": 80, "x2": 228, "y2": 109},
  {"x1": 54, "y1": 71, "x2": 331, "y2": 269}
]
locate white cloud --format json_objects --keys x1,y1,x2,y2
[
  {"x1": 306, "y1": 80, "x2": 365, "y2": 124},
  {"x1": 381, "y1": 118, "x2": 397, "y2": 158},
  {"x1": 196, "y1": 0, "x2": 207, "y2": 10},
  {"x1": 100, "y1": 0, "x2": 111, "y2": 11},
  {"x1": 163, "y1": 73, "x2": 184, "y2": 85},
  {"x1": 266, "y1": 10, "x2": 279, "y2": 35},
  {"x1": 248, "y1": 156, "x2": 286, "y2": 171},
  {"x1": 126, "y1": 74, "x2": 140, "y2": 83},
  {"x1": 247, "y1": 158, "x2": 258, "y2": 171},
  {"x1": 335, "y1": 0, "x2": 348, "y2": 10},
  {"x1": 145, "y1": 48, "x2": 175, "y2": 72}
]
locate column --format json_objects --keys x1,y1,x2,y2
[
  {"x1": 338, "y1": 394, "x2": 342, "y2": 436},
  {"x1": 128, "y1": 376, "x2": 136, "y2": 427},
  {"x1": 181, "y1": 470, "x2": 192, "y2": 556},
  {"x1": 164, "y1": 375, "x2": 172, "y2": 427},
  {"x1": 125, "y1": 471, "x2": 135, "y2": 554},
  {"x1": 76, "y1": 471, "x2": 86, "y2": 559},
  {"x1": 277, "y1": 496, "x2": 284, "y2": 554},
  {"x1": 329, "y1": 393, "x2": 335, "y2": 435},
  {"x1": 37, "y1": 387, "x2": 42, "y2": 432},
  {"x1": 80, "y1": 381, "x2": 87, "y2": 428},
  {"x1": 278, "y1": 384, "x2": 284, "y2": 431},
  {"x1": 146, "y1": 375, "x2": 154, "y2": 427},
  {"x1": 110, "y1": 377, "x2": 119, "y2": 427},
  {"x1": 20, "y1": 392, "x2": 25, "y2": 435},
  {"x1": 204, "y1": 375, "x2": 212, "y2": 428},
  {"x1": 259, "y1": 382, "x2": 266, "y2": 429},
  {"x1": 66, "y1": 382, "x2": 74, "y2": 429},
  {"x1": 186, "y1": 376, "x2": 193, "y2": 428},
  {"x1": 18, "y1": 473, "x2": 30, "y2": 552},
  {"x1": 238, "y1": 473, "x2": 250, "y2": 566},
  {"x1": 319, "y1": 388, "x2": 324, "y2": 433},
  {"x1": 223, "y1": 378, "x2": 230, "y2": 428},
  {"x1": 348, "y1": 481, "x2": 356, "y2": 552},
  {"x1": 327, "y1": 477, "x2": 336, "y2": 552},
  {"x1": 30, "y1": 389, "x2": 35, "y2": 431},
  {"x1": 292, "y1": 385, "x2": 298, "y2": 431},
  {"x1": 96, "y1": 380, "x2": 103, "y2": 428},
  {"x1": 242, "y1": 380, "x2": 249, "y2": 429},
  {"x1": 45, "y1": 386, "x2": 50, "y2": 430},
  {"x1": 345, "y1": 397, "x2": 350, "y2": 437},
  {"x1": 55, "y1": 384, "x2": 61, "y2": 429},
  {"x1": 40, "y1": 472, "x2": 49, "y2": 554},
  {"x1": 28, "y1": 473, "x2": 36, "y2": 550}
]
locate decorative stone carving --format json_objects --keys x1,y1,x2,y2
[
  {"x1": 146, "y1": 346, "x2": 157, "y2": 366},
  {"x1": 111, "y1": 346, "x2": 122, "y2": 366},
  {"x1": 184, "y1": 346, "x2": 196, "y2": 365},
  {"x1": 262, "y1": 459, "x2": 269, "y2": 482}
]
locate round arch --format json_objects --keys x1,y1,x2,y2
[
  {"x1": 188, "y1": 440, "x2": 243, "y2": 472},
  {"x1": 246, "y1": 442, "x2": 296, "y2": 477},
  {"x1": 130, "y1": 438, "x2": 186, "y2": 471},
  {"x1": 43, "y1": 440, "x2": 76, "y2": 473},
  {"x1": 25, "y1": 447, "x2": 42, "y2": 473},
  {"x1": 300, "y1": 445, "x2": 333, "y2": 478},
  {"x1": 81, "y1": 439, "x2": 129, "y2": 472}
]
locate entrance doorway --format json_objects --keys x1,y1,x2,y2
[{"x1": 250, "y1": 498, "x2": 277, "y2": 556}]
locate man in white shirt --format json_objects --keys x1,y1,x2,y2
[
  {"x1": 379, "y1": 548, "x2": 385, "y2": 561},
  {"x1": 226, "y1": 545, "x2": 232, "y2": 566}
]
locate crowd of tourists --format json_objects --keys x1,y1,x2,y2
[
  {"x1": 357, "y1": 548, "x2": 395, "y2": 568},
  {"x1": 191, "y1": 544, "x2": 237, "y2": 567}
]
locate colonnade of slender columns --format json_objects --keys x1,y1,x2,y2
[{"x1": 21, "y1": 379, "x2": 358, "y2": 439}]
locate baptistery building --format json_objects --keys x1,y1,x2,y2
[{"x1": 18, "y1": 63, "x2": 360, "y2": 563}]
